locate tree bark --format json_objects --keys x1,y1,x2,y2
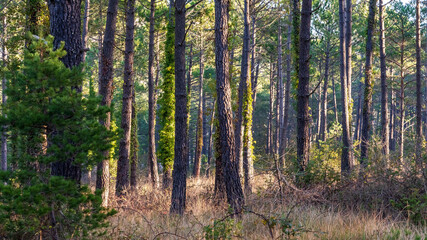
[
  {"x1": 332, "y1": 75, "x2": 339, "y2": 123},
  {"x1": 116, "y1": 0, "x2": 136, "y2": 195},
  {"x1": 296, "y1": 0, "x2": 312, "y2": 173},
  {"x1": 379, "y1": 0, "x2": 389, "y2": 163},
  {"x1": 130, "y1": 93, "x2": 138, "y2": 188},
  {"x1": 390, "y1": 82, "x2": 396, "y2": 152},
  {"x1": 170, "y1": 0, "x2": 188, "y2": 214},
  {"x1": 48, "y1": 0, "x2": 83, "y2": 182},
  {"x1": 206, "y1": 100, "x2": 216, "y2": 177},
  {"x1": 214, "y1": 0, "x2": 245, "y2": 213},
  {"x1": 345, "y1": 0, "x2": 352, "y2": 116},
  {"x1": 360, "y1": 0, "x2": 377, "y2": 171},
  {"x1": 96, "y1": 0, "x2": 120, "y2": 207},
  {"x1": 193, "y1": 42, "x2": 204, "y2": 178},
  {"x1": 339, "y1": 0, "x2": 353, "y2": 174},
  {"x1": 148, "y1": 0, "x2": 160, "y2": 189}
]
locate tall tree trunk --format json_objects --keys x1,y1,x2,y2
[
  {"x1": 116, "y1": 0, "x2": 136, "y2": 195},
  {"x1": 48, "y1": 0, "x2": 83, "y2": 182},
  {"x1": 148, "y1": 0, "x2": 160, "y2": 189},
  {"x1": 236, "y1": 0, "x2": 251, "y2": 179},
  {"x1": 130, "y1": 93, "x2": 138, "y2": 188},
  {"x1": 170, "y1": 0, "x2": 188, "y2": 214},
  {"x1": 415, "y1": 0, "x2": 422, "y2": 167},
  {"x1": 339, "y1": 0, "x2": 353, "y2": 174},
  {"x1": 1, "y1": 15, "x2": 7, "y2": 171},
  {"x1": 193, "y1": 42, "x2": 204, "y2": 178},
  {"x1": 360, "y1": 0, "x2": 377, "y2": 171},
  {"x1": 213, "y1": 109, "x2": 226, "y2": 201},
  {"x1": 345, "y1": 0, "x2": 352, "y2": 118},
  {"x1": 96, "y1": 0, "x2": 120, "y2": 207},
  {"x1": 214, "y1": 0, "x2": 245, "y2": 213},
  {"x1": 399, "y1": 75, "x2": 404, "y2": 163},
  {"x1": 277, "y1": 13, "x2": 284, "y2": 166},
  {"x1": 379, "y1": 0, "x2": 389, "y2": 163},
  {"x1": 296, "y1": 0, "x2": 312, "y2": 173},
  {"x1": 319, "y1": 40, "x2": 330, "y2": 142},
  {"x1": 280, "y1": 12, "x2": 292, "y2": 167}
]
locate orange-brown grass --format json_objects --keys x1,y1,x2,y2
[{"x1": 103, "y1": 174, "x2": 426, "y2": 240}]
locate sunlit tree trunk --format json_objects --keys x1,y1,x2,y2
[
  {"x1": 379, "y1": 0, "x2": 389, "y2": 163},
  {"x1": 214, "y1": 0, "x2": 245, "y2": 213}
]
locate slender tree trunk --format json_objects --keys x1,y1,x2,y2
[
  {"x1": 1, "y1": 16, "x2": 7, "y2": 171},
  {"x1": 267, "y1": 60, "x2": 273, "y2": 154},
  {"x1": 339, "y1": 0, "x2": 353, "y2": 174},
  {"x1": 48, "y1": 0, "x2": 83, "y2": 182},
  {"x1": 82, "y1": 0, "x2": 90, "y2": 62},
  {"x1": 148, "y1": 0, "x2": 160, "y2": 189},
  {"x1": 97, "y1": 0, "x2": 120, "y2": 207},
  {"x1": 277, "y1": 13, "x2": 284, "y2": 166},
  {"x1": 130, "y1": 93, "x2": 138, "y2": 188},
  {"x1": 214, "y1": 0, "x2": 245, "y2": 213},
  {"x1": 390, "y1": 83, "x2": 396, "y2": 152},
  {"x1": 281, "y1": 11, "x2": 292, "y2": 164},
  {"x1": 345, "y1": 0, "x2": 352, "y2": 117},
  {"x1": 116, "y1": 0, "x2": 136, "y2": 195},
  {"x1": 193, "y1": 42, "x2": 204, "y2": 178},
  {"x1": 186, "y1": 44, "x2": 193, "y2": 169},
  {"x1": 170, "y1": 0, "x2": 188, "y2": 215},
  {"x1": 355, "y1": 80, "x2": 363, "y2": 143},
  {"x1": 399, "y1": 75, "x2": 404, "y2": 163},
  {"x1": 332, "y1": 75, "x2": 339, "y2": 123},
  {"x1": 360, "y1": 0, "x2": 377, "y2": 171},
  {"x1": 319, "y1": 40, "x2": 330, "y2": 142},
  {"x1": 379, "y1": 0, "x2": 389, "y2": 163},
  {"x1": 213, "y1": 110, "x2": 226, "y2": 201},
  {"x1": 236, "y1": 0, "x2": 251, "y2": 179},
  {"x1": 296, "y1": 0, "x2": 312, "y2": 173},
  {"x1": 415, "y1": 0, "x2": 422, "y2": 167}
]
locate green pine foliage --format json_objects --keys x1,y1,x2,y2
[
  {"x1": 158, "y1": 17, "x2": 175, "y2": 174},
  {"x1": 0, "y1": 36, "x2": 116, "y2": 239}
]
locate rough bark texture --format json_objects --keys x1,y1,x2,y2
[
  {"x1": 96, "y1": 0, "x2": 120, "y2": 207},
  {"x1": 193, "y1": 44, "x2": 204, "y2": 178},
  {"x1": 296, "y1": 0, "x2": 312, "y2": 173},
  {"x1": 379, "y1": 0, "x2": 389, "y2": 162},
  {"x1": 360, "y1": 0, "x2": 377, "y2": 170},
  {"x1": 48, "y1": 0, "x2": 83, "y2": 182},
  {"x1": 148, "y1": 0, "x2": 160, "y2": 189},
  {"x1": 339, "y1": 0, "x2": 353, "y2": 174},
  {"x1": 170, "y1": 0, "x2": 188, "y2": 214},
  {"x1": 206, "y1": 100, "x2": 216, "y2": 177},
  {"x1": 345, "y1": 0, "x2": 352, "y2": 114},
  {"x1": 214, "y1": 0, "x2": 245, "y2": 213},
  {"x1": 116, "y1": 0, "x2": 136, "y2": 195},
  {"x1": 213, "y1": 109, "x2": 226, "y2": 202}
]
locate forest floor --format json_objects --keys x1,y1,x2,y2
[{"x1": 103, "y1": 174, "x2": 426, "y2": 240}]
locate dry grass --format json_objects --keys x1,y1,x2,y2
[{"x1": 102, "y1": 174, "x2": 426, "y2": 240}]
